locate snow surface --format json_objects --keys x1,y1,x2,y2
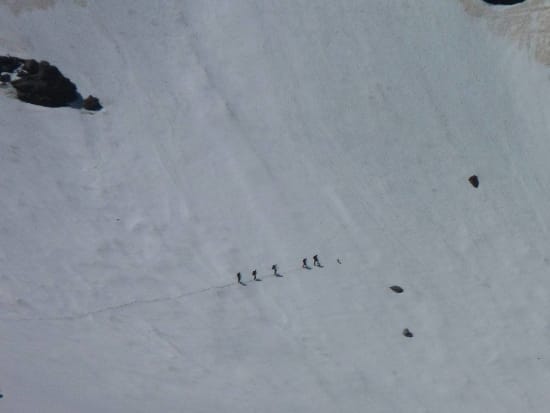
[{"x1": 2, "y1": 1, "x2": 550, "y2": 412}]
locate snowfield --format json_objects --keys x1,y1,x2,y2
[{"x1": 2, "y1": 1, "x2": 550, "y2": 412}]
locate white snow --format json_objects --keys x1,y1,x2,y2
[{"x1": 1, "y1": 1, "x2": 550, "y2": 412}]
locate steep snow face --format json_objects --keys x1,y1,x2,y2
[{"x1": 2, "y1": 1, "x2": 550, "y2": 412}]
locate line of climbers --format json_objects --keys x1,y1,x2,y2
[
  {"x1": 236, "y1": 254, "x2": 324, "y2": 285},
  {"x1": 233, "y1": 255, "x2": 413, "y2": 339}
]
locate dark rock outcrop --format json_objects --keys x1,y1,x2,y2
[
  {"x1": 1, "y1": 55, "x2": 102, "y2": 110},
  {"x1": 21, "y1": 59, "x2": 39, "y2": 75},
  {"x1": 0, "y1": 56, "x2": 23, "y2": 73},
  {"x1": 402, "y1": 328, "x2": 413, "y2": 338},
  {"x1": 390, "y1": 285, "x2": 404, "y2": 293},
  {"x1": 482, "y1": 0, "x2": 525, "y2": 4},
  {"x1": 11, "y1": 60, "x2": 78, "y2": 107},
  {"x1": 469, "y1": 175, "x2": 479, "y2": 188},
  {"x1": 83, "y1": 95, "x2": 102, "y2": 111}
]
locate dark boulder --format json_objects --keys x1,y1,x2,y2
[
  {"x1": 402, "y1": 328, "x2": 413, "y2": 338},
  {"x1": 0, "y1": 56, "x2": 23, "y2": 73},
  {"x1": 390, "y1": 285, "x2": 404, "y2": 293},
  {"x1": 0, "y1": 73, "x2": 10, "y2": 83},
  {"x1": 468, "y1": 175, "x2": 479, "y2": 188},
  {"x1": 83, "y1": 95, "x2": 102, "y2": 111},
  {"x1": 11, "y1": 60, "x2": 77, "y2": 107}
]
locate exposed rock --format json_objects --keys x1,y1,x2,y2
[
  {"x1": 482, "y1": 0, "x2": 525, "y2": 4},
  {"x1": 0, "y1": 56, "x2": 23, "y2": 73},
  {"x1": 468, "y1": 175, "x2": 479, "y2": 188},
  {"x1": 390, "y1": 285, "x2": 404, "y2": 293},
  {"x1": 11, "y1": 60, "x2": 78, "y2": 107},
  {"x1": 402, "y1": 328, "x2": 413, "y2": 338},
  {"x1": 83, "y1": 95, "x2": 102, "y2": 111},
  {"x1": 1, "y1": 55, "x2": 103, "y2": 110},
  {"x1": 22, "y1": 59, "x2": 39, "y2": 75}
]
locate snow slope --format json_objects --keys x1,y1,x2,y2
[{"x1": 2, "y1": 1, "x2": 550, "y2": 411}]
